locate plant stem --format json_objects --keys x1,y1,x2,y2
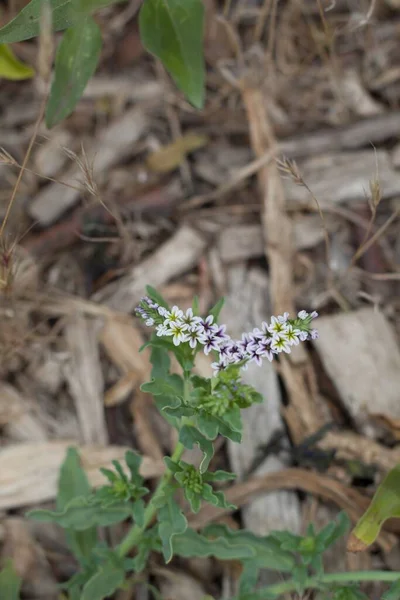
[
  {"x1": 117, "y1": 441, "x2": 185, "y2": 557},
  {"x1": 244, "y1": 571, "x2": 400, "y2": 599}
]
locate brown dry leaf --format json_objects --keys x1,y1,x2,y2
[
  {"x1": 146, "y1": 132, "x2": 209, "y2": 173},
  {"x1": 0, "y1": 442, "x2": 164, "y2": 510},
  {"x1": 0, "y1": 382, "x2": 48, "y2": 442},
  {"x1": 187, "y1": 468, "x2": 395, "y2": 553},
  {"x1": 100, "y1": 319, "x2": 150, "y2": 379}
]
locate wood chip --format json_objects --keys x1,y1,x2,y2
[
  {"x1": 0, "y1": 442, "x2": 164, "y2": 510},
  {"x1": 0, "y1": 383, "x2": 48, "y2": 442},
  {"x1": 64, "y1": 315, "x2": 108, "y2": 445},
  {"x1": 93, "y1": 225, "x2": 207, "y2": 312},
  {"x1": 221, "y1": 266, "x2": 302, "y2": 537},
  {"x1": 284, "y1": 150, "x2": 400, "y2": 207},
  {"x1": 29, "y1": 107, "x2": 149, "y2": 226},
  {"x1": 313, "y1": 308, "x2": 400, "y2": 433}
]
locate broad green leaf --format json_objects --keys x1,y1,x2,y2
[
  {"x1": 150, "y1": 346, "x2": 170, "y2": 380},
  {"x1": 179, "y1": 425, "x2": 214, "y2": 473},
  {"x1": 139, "y1": 0, "x2": 205, "y2": 109},
  {"x1": 56, "y1": 447, "x2": 97, "y2": 563},
  {"x1": 0, "y1": 0, "x2": 75, "y2": 44},
  {"x1": 28, "y1": 496, "x2": 131, "y2": 529},
  {"x1": 0, "y1": 44, "x2": 34, "y2": 79},
  {"x1": 383, "y1": 580, "x2": 400, "y2": 600},
  {"x1": 81, "y1": 563, "x2": 125, "y2": 600},
  {"x1": 157, "y1": 496, "x2": 188, "y2": 563},
  {"x1": 0, "y1": 560, "x2": 21, "y2": 600},
  {"x1": 348, "y1": 463, "x2": 400, "y2": 552},
  {"x1": 45, "y1": 17, "x2": 101, "y2": 128},
  {"x1": 0, "y1": 0, "x2": 124, "y2": 44},
  {"x1": 141, "y1": 374, "x2": 183, "y2": 397}
]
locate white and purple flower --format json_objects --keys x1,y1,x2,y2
[
  {"x1": 165, "y1": 321, "x2": 189, "y2": 346},
  {"x1": 182, "y1": 308, "x2": 203, "y2": 331}
]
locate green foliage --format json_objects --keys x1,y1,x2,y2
[
  {"x1": 0, "y1": 44, "x2": 34, "y2": 79},
  {"x1": 383, "y1": 580, "x2": 400, "y2": 600},
  {"x1": 45, "y1": 16, "x2": 101, "y2": 127},
  {"x1": 350, "y1": 463, "x2": 400, "y2": 550},
  {"x1": 331, "y1": 588, "x2": 369, "y2": 600},
  {"x1": 56, "y1": 447, "x2": 97, "y2": 563},
  {"x1": 157, "y1": 496, "x2": 188, "y2": 562},
  {"x1": 139, "y1": 0, "x2": 205, "y2": 108},
  {"x1": 0, "y1": 560, "x2": 21, "y2": 600},
  {"x1": 179, "y1": 424, "x2": 214, "y2": 473},
  {"x1": 29, "y1": 495, "x2": 132, "y2": 529},
  {"x1": 15, "y1": 288, "x2": 399, "y2": 600}
]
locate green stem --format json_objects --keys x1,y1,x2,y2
[
  {"x1": 244, "y1": 571, "x2": 400, "y2": 599},
  {"x1": 118, "y1": 373, "x2": 192, "y2": 558},
  {"x1": 118, "y1": 441, "x2": 185, "y2": 557}
]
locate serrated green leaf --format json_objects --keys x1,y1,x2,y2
[
  {"x1": 208, "y1": 297, "x2": 225, "y2": 322},
  {"x1": 383, "y1": 580, "x2": 400, "y2": 600},
  {"x1": 158, "y1": 496, "x2": 188, "y2": 563},
  {"x1": 201, "y1": 483, "x2": 235, "y2": 510},
  {"x1": 28, "y1": 496, "x2": 131, "y2": 529},
  {"x1": 141, "y1": 374, "x2": 183, "y2": 397},
  {"x1": 139, "y1": 0, "x2": 205, "y2": 109},
  {"x1": 0, "y1": 43, "x2": 34, "y2": 79},
  {"x1": 45, "y1": 17, "x2": 101, "y2": 127},
  {"x1": 81, "y1": 563, "x2": 125, "y2": 600},
  {"x1": 125, "y1": 450, "x2": 143, "y2": 487},
  {"x1": 172, "y1": 525, "x2": 295, "y2": 572},
  {"x1": 317, "y1": 511, "x2": 350, "y2": 550},
  {"x1": 0, "y1": 560, "x2": 22, "y2": 600},
  {"x1": 349, "y1": 463, "x2": 400, "y2": 551},
  {"x1": 205, "y1": 469, "x2": 236, "y2": 482},
  {"x1": 56, "y1": 447, "x2": 97, "y2": 563},
  {"x1": 179, "y1": 425, "x2": 214, "y2": 473}
]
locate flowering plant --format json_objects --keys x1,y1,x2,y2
[{"x1": 2, "y1": 286, "x2": 399, "y2": 600}]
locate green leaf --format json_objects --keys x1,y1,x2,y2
[
  {"x1": 28, "y1": 496, "x2": 131, "y2": 529},
  {"x1": 132, "y1": 499, "x2": 145, "y2": 527},
  {"x1": 332, "y1": 587, "x2": 369, "y2": 600},
  {"x1": 146, "y1": 285, "x2": 169, "y2": 309},
  {"x1": 172, "y1": 524, "x2": 295, "y2": 572},
  {"x1": 205, "y1": 469, "x2": 236, "y2": 482},
  {"x1": 45, "y1": 16, "x2": 101, "y2": 128},
  {"x1": 383, "y1": 580, "x2": 400, "y2": 600},
  {"x1": 125, "y1": 450, "x2": 144, "y2": 487},
  {"x1": 141, "y1": 374, "x2": 183, "y2": 397},
  {"x1": 201, "y1": 484, "x2": 235, "y2": 510},
  {"x1": 0, "y1": 560, "x2": 22, "y2": 600},
  {"x1": 208, "y1": 298, "x2": 225, "y2": 322},
  {"x1": 150, "y1": 346, "x2": 170, "y2": 380},
  {"x1": 56, "y1": 447, "x2": 97, "y2": 563},
  {"x1": 0, "y1": 0, "x2": 75, "y2": 44},
  {"x1": 349, "y1": 463, "x2": 400, "y2": 551},
  {"x1": 179, "y1": 425, "x2": 214, "y2": 473},
  {"x1": 0, "y1": 44, "x2": 34, "y2": 79},
  {"x1": 81, "y1": 563, "x2": 125, "y2": 600},
  {"x1": 192, "y1": 295, "x2": 200, "y2": 315},
  {"x1": 317, "y1": 511, "x2": 350, "y2": 550},
  {"x1": 0, "y1": 0, "x2": 125, "y2": 44},
  {"x1": 157, "y1": 496, "x2": 188, "y2": 563},
  {"x1": 139, "y1": 0, "x2": 205, "y2": 109}
]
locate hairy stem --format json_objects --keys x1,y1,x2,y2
[{"x1": 241, "y1": 571, "x2": 400, "y2": 599}]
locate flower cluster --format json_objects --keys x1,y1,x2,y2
[{"x1": 136, "y1": 297, "x2": 318, "y2": 377}]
